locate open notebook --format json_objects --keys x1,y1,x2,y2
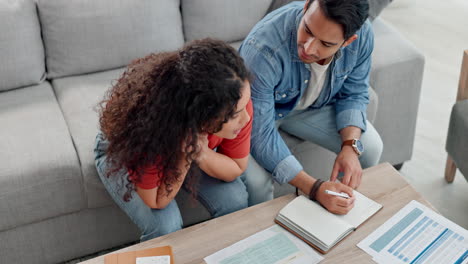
[{"x1": 275, "y1": 191, "x2": 382, "y2": 254}]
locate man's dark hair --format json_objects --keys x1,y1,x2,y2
[{"x1": 306, "y1": 0, "x2": 369, "y2": 40}]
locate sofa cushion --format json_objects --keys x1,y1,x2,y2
[
  {"x1": 0, "y1": 206, "x2": 139, "y2": 264},
  {"x1": 370, "y1": 18, "x2": 424, "y2": 164},
  {"x1": 369, "y1": 0, "x2": 393, "y2": 21},
  {"x1": 182, "y1": 0, "x2": 272, "y2": 42},
  {"x1": 38, "y1": 0, "x2": 184, "y2": 79},
  {"x1": 0, "y1": 0, "x2": 45, "y2": 92},
  {"x1": 0, "y1": 82, "x2": 84, "y2": 231},
  {"x1": 52, "y1": 69, "x2": 126, "y2": 209},
  {"x1": 446, "y1": 100, "x2": 468, "y2": 178},
  {"x1": 229, "y1": 41, "x2": 244, "y2": 51}
]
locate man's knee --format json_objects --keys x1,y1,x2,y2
[
  {"x1": 360, "y1": 128, "x2": 383, "y2": 167},
  {"x1": 244, "y1": 156, "x2": 274, "y2": 205}
]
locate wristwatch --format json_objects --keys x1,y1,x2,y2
[{"x1": 341, "y1": 138, "x2": 364, "y2": 156}]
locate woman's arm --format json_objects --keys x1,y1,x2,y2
[
  {"x1": 136, "y1": 158, "x2": 190, "y2": 209},
  {"x1": 197, "y1": 147, "x2": 248, "y2": 182},
  {"x1": 195, "y1": 134, "x2": 248, "y2": 182}
]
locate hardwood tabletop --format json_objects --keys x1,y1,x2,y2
[{"x1": 80, "y1": 163, "x2": 436, "y2": 264}]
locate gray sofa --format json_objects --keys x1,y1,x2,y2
[{"x1": 0, "y1": 0, "x2": 424, "y2": 263}]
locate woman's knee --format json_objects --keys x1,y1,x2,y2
[
  {"x1": 210, "y1": 183, "x2": 249, "y2": 217},
  {"x1": 139, "y1": 200, "x2": 183, "y2": 241},
  {"x1": 140, "y1": 217, "x2": 182, "y2": 241}
]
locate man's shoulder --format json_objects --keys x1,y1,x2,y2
[
  {"x1": 345, "y1": 19, "x2": 374, "y2": 55},
  {"x1": 241, "y1": 1, "x2": 303, "y2": 55},
  {"x1": 358, "y1": 20, "x2": 373, "y2": 37}
]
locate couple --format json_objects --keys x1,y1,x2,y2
[{"x1": 95, "y1": 0, "x2": 383, "y2": 242}]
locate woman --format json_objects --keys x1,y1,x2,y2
[{"x1": 94, "y1": 39, "x2": 252, "y2": 241}]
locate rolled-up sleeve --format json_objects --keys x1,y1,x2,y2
[
  {"x1": 336, "y1": 108, "x2": 367, "y2": 132},
  {"x1": 273, "y1": 155, "x2": 303, "y2": 184}
]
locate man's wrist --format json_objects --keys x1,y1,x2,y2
[
  {"x1": 289, "y1": 170, "x2": 315, "y2": 195},
  {"x1": 341, "y1": 145, "x2": 358, "y2": 157},
  {"x1": 341, "y1": 138, "x2": 364, "y2": 156},
  {"x1": 309, "y1": 179, "x2": 324, "y2": 201}
]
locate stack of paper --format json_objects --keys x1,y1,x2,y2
[{"x1": 358, "y1": 200, "x2": 468, "y2": 264}]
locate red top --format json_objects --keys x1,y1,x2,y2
[{"x1": 133, "y1": 100, "x2": 253, "y2": 189}]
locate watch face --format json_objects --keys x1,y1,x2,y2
[{"x1": 355, "y1": 140, "x2": 364, "y2": 153}]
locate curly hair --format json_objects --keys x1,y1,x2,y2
[{"x1": 99, "y1": 38, "x2": 250, "y2": 201}]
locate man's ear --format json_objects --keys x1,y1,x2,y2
[
  {"x1": 303, "y1": 0, "x2": 311, "y2": 13},
  {"x1": 342, "y1": 34, "x2": 358, "y2": 47}
]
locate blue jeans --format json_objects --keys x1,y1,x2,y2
[
  {"x1": 246, "y1": 105, "x2": 383, "y2": 204},
  {"x1": 94, "y1": 133, "x2": 248, "y2": 241}
]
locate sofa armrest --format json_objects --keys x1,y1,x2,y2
[{"x1": 370, "y1": 17, "x2": 425, "y2": 165}]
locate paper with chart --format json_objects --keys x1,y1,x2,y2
[
  {"x1": 358, "y1": 200, "x2": 468, "y2": 264},
  {"x1": 204, "y1": 225, "x2": 323, "y2": 264},
  {"x1": 136, "y1": 255, "x2": 170, "y2": 264}
]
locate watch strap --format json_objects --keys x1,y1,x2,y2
[
  {"x1": 341, "y1": 138, "x2": 362, "y2": 156},
  {"x1": 341, "y1": 139, "x2": 354, "y2": 149}
]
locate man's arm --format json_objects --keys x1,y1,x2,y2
[
  {"x1": 240, "y1": 41, "x2": 355, "y2": 214},
  {"x1": 331, "y1": 126, "x2": 362, "y2": 188},
  {"x1": 332, "y1": 21, "x2": 374, "y2": 188},
  {"x1": 239, "y1": 41, "x2": 303, "y2": 184}
]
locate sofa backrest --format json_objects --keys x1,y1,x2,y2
[
  {"x1": 181, "y1": 0, "x2": 273, "y2": 43},
  {"x1": 37, "y1": 0, "x2": 185, "y2": 79},
  {"x1": 0, "y1": 0, "x2": 45, "y2": 92}
]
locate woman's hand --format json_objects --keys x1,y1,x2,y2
[
  {"x1": 315, "y1": 181, "x2": 355, "y2": 215},
  {"x1": 182, "y1": 133, "x2": 208, "y2": 157},
  {"x1": 195, "y1": 133, "x2": 209, "y2": 162}
]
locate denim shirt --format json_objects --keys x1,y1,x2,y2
[{"x1": 239, "y1": 1, "x2": 373, "y2": 184}]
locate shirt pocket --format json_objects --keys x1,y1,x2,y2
[{"x1": 275, "y1": 88, "x2": 299, "y2": 103}]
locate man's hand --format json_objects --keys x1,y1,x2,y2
[
  {"x1": 315, "y1": 181, "x2": 355, "y2": 214},
  {"x1": 330, "y1": 146, "x2": 362, "y2": 189}
]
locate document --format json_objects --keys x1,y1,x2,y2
[
  {"x1": 136, "y1": 256, "x2": 170, "y2": 264},
  {"x1": 104, "y1": 246, "x2": 173, "y2": 264},
  {"x1": 204, "y1": 225, "x2": 323, "y2": 264},
  {"x1": 358, "y1": 200, "x2": 468, "y2": 264}
]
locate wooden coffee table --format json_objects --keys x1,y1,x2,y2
[{"x1": 80, "y1": 163, "x2": 437, "y2": 264}]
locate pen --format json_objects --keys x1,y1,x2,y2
[{"x1": 325, "y1": 189, "x2": 351, "y2": 199}]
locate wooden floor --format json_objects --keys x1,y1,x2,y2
[{"x1": 380, "y1": 0, "x2": 468, "y2": 229}]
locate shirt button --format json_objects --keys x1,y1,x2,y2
[
  {"x1": 304, "y1": 80, "x2": 309, "y2": 83},
  {"x1": 282, "y1": 94, "x2": 287, "y2": 98},
  {"x1": 278, "y1": 113, "x2": 283, "y2": 117}
]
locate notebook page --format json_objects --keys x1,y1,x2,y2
[
  {"x1": 336, "y1": 190, "x2": 382, "y2": 228},
  {"x1": 279, "y1": 196, "x2": 353, "y2": 247}
]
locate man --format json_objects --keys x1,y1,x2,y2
[{"x1": 239, "y1": 0, "x2": 383, "y2": 214}]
